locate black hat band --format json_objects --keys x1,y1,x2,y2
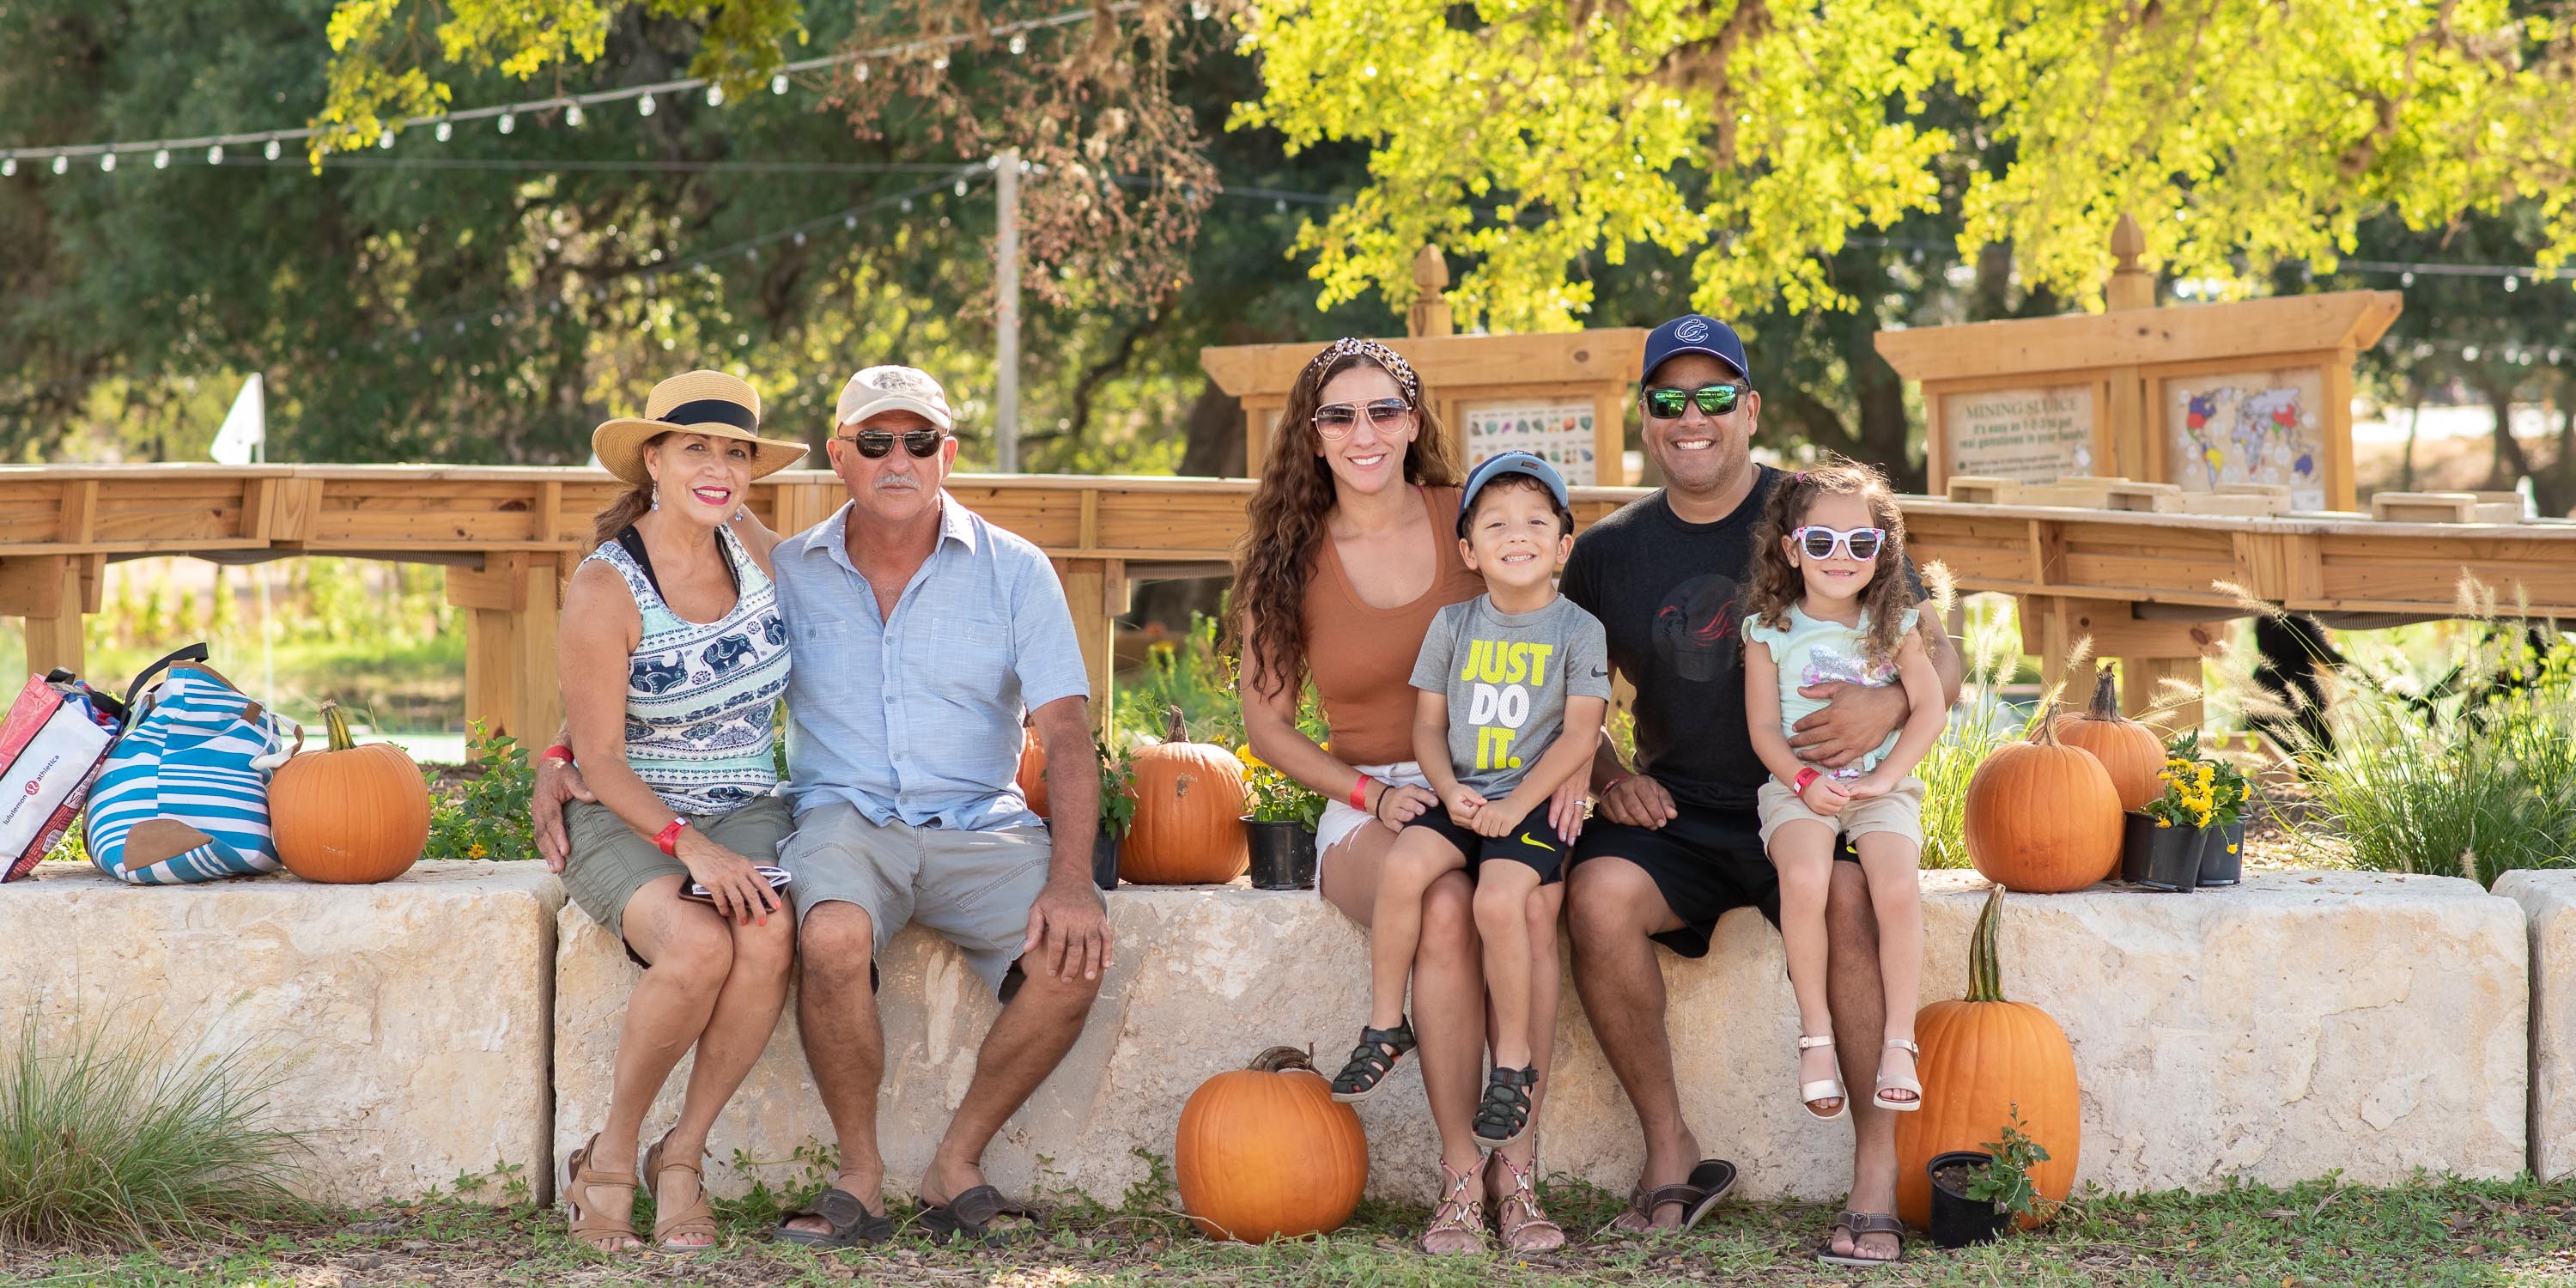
[{"x1": 659, "y1": 398, "x2": 760, "y2": 432}]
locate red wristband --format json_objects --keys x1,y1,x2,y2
[
  {"x1": 1602, "y1": 771, "x2": 1632, "y2": 794},
  {"x1": 653, "y1": 817, "x2": 688, "y2": 855},
  {"x1": 1793, "y1": 767, "x2": 1821, "y2": 794},
  {"x1": 541, "y1": 744, "x2": 575, "y2": 765},
  {"x1": 1350, "y1": 776, "x2": 1376, "y2": 811}
]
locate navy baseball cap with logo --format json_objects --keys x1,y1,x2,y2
[
  {"x1": 1641, "y1": 313, "x2": 1751, "y2": 385},
  {"x1": 1457, "y1": 451, "x2": 1572, "y2": 536}
]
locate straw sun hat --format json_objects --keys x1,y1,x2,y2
[{"x1": 591, "y1": 370, "x2": 810, "y2": 487}]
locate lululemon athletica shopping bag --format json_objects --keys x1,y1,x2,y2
[{"x1": 86, "y1": 644, "x2": 302, "y2": 885}]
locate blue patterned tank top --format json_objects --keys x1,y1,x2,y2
[{"x1": 583, "y1": 524, "x2": 791, "y2": 815}]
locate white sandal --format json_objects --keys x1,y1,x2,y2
[
  {"x1": 1796, "y1": 1034, "x2": 1848, "y2": 1121},
  {"x1": 1874, "y1": 1037, "x2": 1923, "y2": 1112}
]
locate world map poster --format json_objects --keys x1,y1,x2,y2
[{"x1": 2163, "y1": 367, "x2": 2329, "y2": 511}]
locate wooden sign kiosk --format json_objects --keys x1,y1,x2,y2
[
  {"x1": 1202, "y1": 248, "x2": 1643, "y2": 485},
  {"x1": 1874, "y1": 216, "x2": 2403, "y2": 724}
]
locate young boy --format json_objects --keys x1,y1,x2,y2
[{"x1": 1327, "y1": 451, "x2": 1610, "y2": 1153}]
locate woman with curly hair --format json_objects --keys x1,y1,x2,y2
[{"x1": 1230, "y1": 337, "x2": 1583, "y2": 1255}]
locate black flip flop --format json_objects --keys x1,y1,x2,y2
[
  {"x1": 916, "y1": 1183, "x2": 1038, "y2": 1246},
  {"x1": 1814, "y1": 1209, "x2": 1907, "y2": 1266},
  {"x1": 774, "y1": 1187, "x2": 893, "y2": 1248},
  {"x1": 1679, "y1": 1158, "x2": 1738, "y2": 1229}
]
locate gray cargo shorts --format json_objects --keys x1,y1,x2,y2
[{"x1": 779, "y1": 800, "x2": 1054, "y2": 995}]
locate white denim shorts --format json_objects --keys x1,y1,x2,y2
[{"x1": 1313, "y1": 761, "x2": 1433, "y2": 895}]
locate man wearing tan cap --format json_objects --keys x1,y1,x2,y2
[{"x1": 538, "y1": 365, "x2": 1109, "y2": 1248}]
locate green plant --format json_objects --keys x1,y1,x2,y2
[
  {"x1": 1115, "y1": 613, "x2": 1244, "y2": 750},
  {"x1": 1097, "y1": 734, "x2": 1139, "y2": 839},
  {"x1": 2142, "y1": 733, "x2": 2249, "y2": 830},
  {"x1": 1236, "y1": 743, "x2": 1327, "y2": 829},
  {"x1": 1965, "y1": 1104, "x2": 2055, "y2": 1223},
  {"x1": 1921, "y1": 595, "x2": 2023, "y2": 870},
  {"x1": 0, "y1": 1014, "x2": 307, "y2": 1249},
  {"x1": 422, "y1": 723, "x2": 535, "y2": 862}
]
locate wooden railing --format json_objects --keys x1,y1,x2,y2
[{"x1": 10, "y1": 465, "x2": 2575, "y2": 738}]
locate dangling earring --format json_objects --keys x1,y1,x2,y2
[{"x1": 649, "y1": 484, "x2": 660, "y2": 511}]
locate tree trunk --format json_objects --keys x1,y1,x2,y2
[
  {"x1": 2484, "y1": 379, "x2": 2529, "y2": 492},
  {"x1": 1128, "y1": 380, "x2": 1244, "y2": 632}
]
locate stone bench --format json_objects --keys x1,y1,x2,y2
[
  {"x1": 0, "y1": 862, "x2": 563, "y2": 1206},
  {"x1": 2499, "y1": 871, "x2": 2576, "y2": 1182},
  {"x1": 552, "y1": 869, "x2": 2530, "y2": 1206}
]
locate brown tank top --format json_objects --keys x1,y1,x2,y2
[{"x1": 1299, "y1": 485, "x2": 1485, "y2": 765}]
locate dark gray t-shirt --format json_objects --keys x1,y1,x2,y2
[{"x1": 1409, "y1": 594, "x2": 1613, "y2": 799}]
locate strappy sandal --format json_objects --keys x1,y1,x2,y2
[
  {"x1": 1874, "y1": 1037, "x2": 1923, "y2": 1112},
  {"x1": 916, "y1": 1183, "x2": 1040, "y2": 1246},
  {"x1": 1327, "y1": 1019, "x2": 1419, "y2": 1104},
  {"x1": 1420, "y1": 1157, "x2": 1488, "y2": 1255},
  {"x1": 641, "y1": 1133, "x2": 719, "y2": 1252},
  {"x1": 1472, "y1": 1065, "x2": 1539, "y2": 1149},
  {"x1": 1492, "y1": 1152, "x2": 1564, "y2": 1253},
  {"x1": 562, "y1": 1133, "x2": 641, "y2": 1253},
  {"x1": 1815, "y1": 1210, "x2": 1908, "y2": 1265},
  {"x1": 1796, "y1": 1033, "x2": 1849, "y2": 1121}
]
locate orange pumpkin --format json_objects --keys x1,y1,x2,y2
[
  {"x1": 1016, "y1": 726, "x2": 1049, "y2": 819},
  {"x1": 271, "y1": 702, "x2": 432, "y2": 884},
  {"x1": 1962, "y1": 707, "x2": 2121, "y2": 893},
  {"x1": 1895, "y1": 885, "x2": 2081, "y2": 1231},
  {"x1": 1176, "y1": 1046, "x2": 1369, "y2": 1242},
  {"x1": 2053, "y1": 668, "x2": 2163, "y2": 812},
  {"x1": 1122, "y1": 707, "x2": 1248, "y2": 884}
]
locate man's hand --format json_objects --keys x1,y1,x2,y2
[
  {"x1": 531, "y1": 756, "x2": 598, "y2": 873},
  {"x1": 1789, "y1": 682, "x2": 1911, "y2": 770},
  {"x1": 1021, "y1": 875, "x2": 1112, "y2": 981},
  {"x1": 1597, "y1": 772, "x2": 1677, "y2": 829}
]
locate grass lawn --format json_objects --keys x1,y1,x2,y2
[{"x1": 7, "y1": 1172, "x2": 2572, "y2": 1286}]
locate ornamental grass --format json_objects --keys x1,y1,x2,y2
[{"x1": 0, "y1": 1015, "x2": 307, "y2": 1250}]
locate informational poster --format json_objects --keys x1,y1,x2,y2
[
  {"x1": 2163, "y1": 367, "x2": 2328, "y2": 511},
  {"x1": 1462, "y1": 398, "x2": 1598, "y2": 485},
  {"x1": 1940, "y1": 385, "x2": 2096, "y2": 482}
]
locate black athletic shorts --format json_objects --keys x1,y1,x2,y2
[
  {"x1": 1570, "y1": 799, "x2": 1861, "y2": 957},
  {"x1": 1401, "y1": 811, "x2": 1572, "y2": 885}
]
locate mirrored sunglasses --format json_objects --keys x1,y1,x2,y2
[
  {"x1": 1312, "y1": 398, "x2": 1414, "y2": 439},
  {"x1": 1644, "y1": 382, "x2": 1749, "y2": 419}
]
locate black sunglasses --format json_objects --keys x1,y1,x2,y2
[
  {"x1": 837, "y1": 428, "x2": 948, "y2": 459},
  {"x1": 1643, "y1": 382, "x2": 1751, "y2": 419}
]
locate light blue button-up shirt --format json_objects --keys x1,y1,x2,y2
[{"x1": 770, "y1": 495, "x2": 1090, "y2": 831}]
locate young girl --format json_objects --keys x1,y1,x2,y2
[{"x1": 1742, "y1": 461, "x2": 1947, "y2": 1121}]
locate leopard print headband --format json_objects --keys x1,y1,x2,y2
[{"x1": 1305, "y1": 337, "x2": 1421, "y2": 404}]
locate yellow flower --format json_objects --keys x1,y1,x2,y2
[
  {"x1": 1236, "y1": 744, "x2": 1266, "y2": 769},
  {"x1": 2227, "y1": 843, "x2": 2240, "y2": 854},
  {"x1": 2155, "y1": 817, "x2": 2171, "y2": 828},
  {"x1": 467, "y1": 842, "x2": 488, "y2": 859}
]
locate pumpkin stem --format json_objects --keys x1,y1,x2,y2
[
  {"x1": 2085, "y1": 666, "x2": 2123, "y2": 720},
  {"x1": 1164, "y1": 704, "x2": 1188, "y2": 744},
  {"x1": 1248, "y1": 1045, "x2": 1316, "y2": 1074},
  {"x1": 318, "y1": 700, "x2": 356, "y2": 753},
  {"x1": 2030, "y1": 700, "x2": 2063, "y2": 746},
  {"x1": 1966, "y1": 884, "x2": 2007, "y2": 1003}
]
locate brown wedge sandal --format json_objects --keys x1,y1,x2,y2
[
  {"x1": 564, "y1": 1133, "x2": 641, "y2": 1253},
  {"x1": 642, "y1": 1133, "x2": 719, "y2": 1252}
]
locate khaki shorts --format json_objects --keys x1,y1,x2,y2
[
  {"x1": 780, "y1": 800, "x2": 1056, "y2": 995},
  {"x1": 1754, "y1": 775, "x2": 1926, "y2": 853},
  {"x1": 562, "y1": 796, "x2": 796, "y2": 945}
]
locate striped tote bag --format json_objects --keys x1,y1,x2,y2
[{"x1": 86, "y1": 647, "x2": 301, "y2": 884}]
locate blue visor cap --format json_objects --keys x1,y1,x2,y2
[
  {"x1": 1457, "y1": 451, "x2": 1573, "y2": 537},
  {"x1": 1642, "y1": 313, "x2": 1750, "y2": 385}
]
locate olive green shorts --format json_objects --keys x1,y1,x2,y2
[{"x1": 562, "y1": 797, "x2": 797, "y2": 947}]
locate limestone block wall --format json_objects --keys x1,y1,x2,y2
[
  {"x1": 2498, "y1": 871, "x2": 2576, "y2": 1181},
  {"x1": 0, "y1": 862, "x2": 563, "y2": 1206},
  {"x1": 555, "y1": 869, "x2": 2528, "y2": 1209}
]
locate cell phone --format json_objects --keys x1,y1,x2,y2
[{"x1": 679, "y1": 865, "x2": 793, "y2": 907}]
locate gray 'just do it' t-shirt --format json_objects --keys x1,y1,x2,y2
[{"x1": 1409, "y1": 594, "x2": 1613, "y2": 799}]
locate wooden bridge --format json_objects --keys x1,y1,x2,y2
[{"x1": 9, "y1": 465, "x2": 2573, "y2": 739}]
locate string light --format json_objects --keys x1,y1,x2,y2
[
  {"x1": 2, "y1": 158, "x2": 15, "y2": 177},
  {"x1": 377, "y1": 128, "x2": 395, "y2": 149},
  {"x1": 52, "y1": 155, "x2": 67, "y2": 173},
  {"x1": 636, "y1": 94, "x2": 655, "y2": 118},
  {"x1": 498, "y1": 112, "x2": 516, "y2": 134},
  {"x1": 705, "y1": 85, "x2": 724, "y2": 106},
  {"x1": 857, "y1": 64, "x2": 870, "y2": 82},
  {"x1": 2402, "y1": 270, "x2": 2415, "y2": 287},
  {"x1": 931, "y1": 54, "x2": 948, "y2": 70},
  {"x1": 1008, "y1": 33, "x2": 1026, "y2": 54},
  {"x1": 771, "y1": 73, "x2": 790, "y2": 94},
  {"x1": 435, "y1": 120, "x2": 452, "y2": 142},
  {"x1": 2504, "y1": 275, "x2": 2519, "y2": 293},
  {"x1": 207, "y1": 144, "x2": 222, "y2": 164},
  {"x1": 564, "y1": 104, "x2": 584, "y2": 127},
  {"x1": 154, "y1": 149, "x2": 169, "y2": 169},
  {"x1": 264, "y1": 138, "x2": 281, "y2": 161},
  {"x1": 953, "y1": 177, "x2": 968, "y2": 196},
  {"x1": 98, "y1": 153, "x2": 114, "y2": 172}
]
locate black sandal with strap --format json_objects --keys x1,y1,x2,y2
[
  {"x1": 1472, "y1": 1064, "x2": 1540, "y2": 1148},
  {"x1": 773, "y1": 1187, "x2": 893, "y2": 1249},
  {"x1": 1328, "y1": 1019, "x2": 1419, "y2": 1103}
]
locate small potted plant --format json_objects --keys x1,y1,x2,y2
[
  {"x1": 2178, "y1": 733, "x2": 2251, "y2": 887},
  {"x1": 1237, "y1": 743, "x2": 1324, "y2": 890},
  {"x1": 1094, "y1": 735, "x2": 1138, "y2": 890},
  {"x1": 2121, "y1": 745, "x2": 2217, "y2": 891},
  {"x1": 1928, "y1": 1104, "x2": 2052, "y2": 1249}
]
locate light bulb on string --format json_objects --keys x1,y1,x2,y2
[
  {"x1": 844, "y1": 214, "x2": 857, "y2": 230},
  {"x1": 378, "y1": 128, "x2": 395, "y2": 149},
  {"x1": 565, "y1": 103, "x2": 585, "y2": 127},
  {"x1": 900, "y1": 197, "x2": 913, "y2": 213},
  {"x1": 99, "y1": 153, "x2": 115, "y2": 172},
  {"x1": 264, "y1": 139, "x2": 281, "y2": 161},
  {"x1": 637, "y1": 94, "x2": 656, "y2": 118},
  {"x1": 206, "y1": 145, "x2": 222, "y2": 164},
  {"x1": 2401, "y1": 270, "x2": 2415, "y2": 287},
  {"x1": 793, "y1": 230, "x2": 806, "y2": 246},
  {"x1": 1273, "y1": 197, "x2": 1286, "y2": 214},
  {"x1": 2504, "y1": 275, "x2": 2519, "y2": 293},
  {"x1": 932, "y1": 54, "x2": 948, "y2": 70},
  {"x1": 706, "y1": 85, "x2": 724, "y2": 106},
  {"x1": 954, "y1": 178, "x2": 969, "y2": 196},
  {"x1": 771, "y1": 73, "x2": 789, "y2": 94},
  {"x1": 1191, "y1": 0, "x2": 1210, "y2": 18},
  {"x1": 154, "y1": 149, "x2": 169, "y2": 169},
  {"x1": 498, "y1": 112, "x2": 516, "y2": 134},
  {"x1": 1008, "y1": 33, "x2": 1026, "y2": 55},
  {"x1": 856, "y1": 63, "x2": 870, "y2": 82},
  {"x1": 435, "y1": 120, "x2": 452, "y2": 142},
  {"x1": 52, "y1": 155, "x2": 68, "y2": 174},
  {"x1": 2, "y1": 158, "x2": 15, "y2": 177}
]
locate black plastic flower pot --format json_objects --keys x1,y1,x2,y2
[
  {"x1": 2196, "y1": 819, "x2": 2245, "y2": 887},
  {"x1": 1091, "y1": 827, "x2": 1121, "y2": 891},
  {"x1": 1244, "y1": 817, "x2": 1317, "y2": 890},
  {"x1": 2120, "y1": 811, "x2": 2205, "y2": 891},
  {"x1": 1927, "y1": 1151, "x2": 2012, "y2": 1249}
]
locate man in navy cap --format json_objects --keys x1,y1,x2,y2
[{"x1": 1558, "y1": 314, "x2": 1960, "y2": 1261}]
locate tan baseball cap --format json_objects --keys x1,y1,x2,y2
[{"x1": 835, "y1": 365, "x2": 955, "y2": 431}]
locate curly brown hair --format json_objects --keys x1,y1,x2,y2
[
  {"x1": 1230, "y1": 343, "x2": 1460, "y2": 699},
  {"x1": 1747, "y1": 458, "x2": 1914, "y2": 670}
]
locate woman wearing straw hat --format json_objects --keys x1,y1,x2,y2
[{"x1": 552, "y1": 370, "x2": 809, "y2": 1253}]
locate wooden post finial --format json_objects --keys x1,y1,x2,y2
[
  {"x1": 2106, "y1": 211, "x2": 2154, "y2": 313},
  {"x1": 1408, "y1": 244, "x2": 1454, "y2": 337}
]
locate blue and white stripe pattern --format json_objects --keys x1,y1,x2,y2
[
  {"x1": 586, "y1": 522, "x2": 790, "y2": 815},
  {"x1": 87, "y1": 664, "x2": 297, "y2": 884}
]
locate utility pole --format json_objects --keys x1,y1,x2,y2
[{"x1": 994, "y1": 149, "x2": 1022, "y2": 473}]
